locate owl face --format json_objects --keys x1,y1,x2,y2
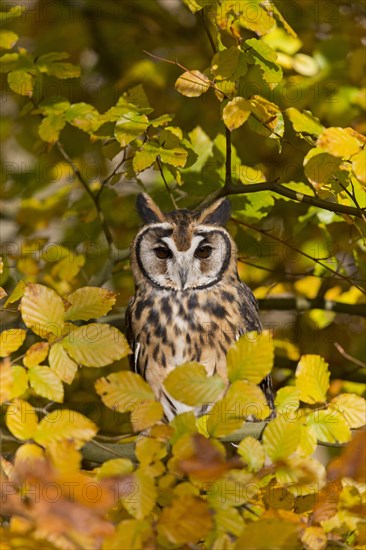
[{"x1": 131, "y1": 194, "x2": 237, "y2": 291}]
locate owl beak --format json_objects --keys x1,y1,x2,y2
[{"x1": 178, "y1": 267, "x2": 189, "y2": 289}]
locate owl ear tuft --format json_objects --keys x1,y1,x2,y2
[
  {"x1": 136, "y1": 193, "x2": 165, "y2": 224},
  {"x1": 199, "y1": 197, "x2": 231, "y2": 226}
]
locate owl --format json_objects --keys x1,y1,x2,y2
[{"x1": 126, "y1": 193, "x2": 274, "y2": 420}]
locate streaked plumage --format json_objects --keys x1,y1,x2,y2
[{"x1": 126, "y1": 194, "x2": 274, "y2": 420}]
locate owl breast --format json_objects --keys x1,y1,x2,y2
[{"x1": 128, "y1": 281, "x2": 259, "y2": 418}]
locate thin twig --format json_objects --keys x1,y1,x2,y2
[
  {"x1": 95, "y1": 150, "x2": 126, "y2": 201},
  {"x1": 157, "y1": 156, "x2": 178, "y2": 209},
  {"x1": 232, "y1": 218, "x2": 366, "y2": 294},
  {"x1": 56, "y1": 141, "x2": 114, "y2": 249},
  {"x1": 258, "y1": 297, "x2": 366, "y2": 317},
  {"x1": 334, "y1": 342, "x2": 366, "y2": 368}
]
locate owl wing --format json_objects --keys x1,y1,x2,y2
[
  {"x1": 125, "y1": 296, "x2": 140, "y2": 373},
  {"x1": 238, "y1": 282, "x2": 275, "y2": 414}
]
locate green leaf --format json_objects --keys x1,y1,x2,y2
[
  {"x1": 274, "y1": 386, "x2": 300, "y2": 415},
  {"x1": 0, "y1": 30, "x2": 18, "y2": 49},
  {"x1": 122, "y1": 470, "x2": 157, "y2": 520},
  {"x1": 65, "y1": 102, "x2": 101, "y2": 133},
  {"x1": 8, "y1": 70, "x2": 33, "y2": 96},
  {"x1": 164, "y1": 362, "x2": 226, "y2": 407},
  {"x1": 331, "y1": 393, "x2": 366, "y2": 429},
  {"x1": 149, "y1": 114, "x2": 174, "y2": 127},
  {"x1": 304, "y1": 149, "x2": 342, "y2": 188},
  {"x1": 133, "y1": 142, "x2": 159, "y2": 173},
  {"x1": 38, "y1": 114, "x2": 66, "y2": 143},
  {"x1": 6, "y1": 399, "x2": 38, "y2": 440},
  {"x1": 34, "y1": 409, "x2": 97, "y2": 447},
  {"x1": 37, "y1": 60, "x2": 80, "y2": 79},
  {"x1": 20, "y1": 283, "x2": 65, "y2": 340},
  {"x1": 237, "y1": 436, "x2": 265, "y2": 472},
  {"x1": 65, "y1": 286, "x2": 116, "y2": 321},
  {"x1": 62, "y1": 323, "x2": 130, "y2": 367},
  {"x1": 295, "y1": 355, "x2": 330, "y2": 404},
  {"x1": 48, "y1": 342, "x2": 78, "y2": 384},
  {"x1": 262, "y1": 415, "x2": 301, "y2": 461},
  {"x1": 4, "y1": 280, "x2": 25, "y2": 307},
  {"x1": 226, "y1": 331, "x2": 274, "y2": 384},
  {"x1": 246, "y1": 38, "x2": 277, "y2": 62},
  {"x1": 175, "y1": 70, "x2": 210, "y2": 97},
  {"x1": 248, "y1": 95, "x2": 284, "y2": 139},
  {"x1": 222, "y1": 97, "x2": 251, "y2": 131},
  {"x1": 211, "y1": 46, "x2": 240, "y2": 80},
  {"x1": 28, "y1": 365, "x2": 64, "y2": 402},
  {"x1": 114, "y1": 112, "x2": 149, "y2": 147},
  {"x1": 285, "y1": 108, "x2": 324, "y2": 136},
  {"x1": 306, "y1": 408, "x2": 351, "y2": 444},
  {"x1": 0, "y1": 6, "x2": 24, "y2": 23},
  {"x1": 0, "y1": 52, "x2": 19, "y2": 73},
  {"x1": 0, "y1": 328, "x2": 26, "y2": 357},
  {"x1": 159, "y1": 147, "x2": 188, "y2": 168}
]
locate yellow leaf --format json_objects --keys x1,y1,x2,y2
[
  {"x1": 65, "y1": 286, "x2": 117, "y2": 321},
  {"x1": 227, "y1": 331, "x2": 274, "y2": 384},
  {"x1": 158, "y1": 495, "x2": 212, "y2": 544},
  {"x1": 295, "y1": 355, "x2": 330, "y2": 404},
  {"x1": 175, "y1": 70, "x2": 210, "y2": 97},
  {"x1": 62, "y1": 323, "x2": 130, "y2": 367},
  {"x1": 263, "y1": 415, "x2": 301, "y2": 462},
  {"x1": 301, "y1": 526, "x2": 327, "y2": 550},
  {"x1": 275, "y1": 386, "x2": 300, "y2": 415},
  {"x1": 297, "y1": 425, "x2": 317, "y2": 458},
  {"x1": 103, "y1": 519, "x2": 153, "y2": 550},
  {"x1": 97, "y1": 458, "x2": 134, "y2": 479},
  {"x1": 14, "y1": 443, "x2": 46, "y2": 471},
  {"x1": 0, "y1": 358, "x2": 13, "y2": 403},
  {"x1": 163, "y1": 362, "x2": 226, "y2": 407},
  {"x1": 306, "y1": 408, "x2": 351, "y2": 444},
  {"x1": 34, "y1": 409, "x2": 97, "y2": 448},
  {"x1": 331, "y1": 393, "x2": 366, "y2": 429},
  {"x1": 6, "y1": 398, "x2": 38, "y2": 440},
  {"x1": 317, "y1": 127, "x2": 362, "y2": 158},
  {"x1": 11, "y1": 366, "x2": 29, "y2": 398},
  {"x1": 0, "y1": 329, "x2": 26, "y2": 357},
  {"x1": 222, "y1": 97, "x2": 251, "y2": 131},
  {"x1": 28, "y1": 365, "x2": 64, "y2": 402},
  {"x1": 45, "y1": 440, "x2": 82, "y2": 474},
  {"x1": 122, "y1": 470, "x2": 157, "y2": 520},
  {"x1": 352, "y1": 149, "x2": 366, "y2": 185},
  {"x1": 23, "y1": 342, "x2": 49, "y2": 368},
  {"x1": 277, "y1": 457, "x2": 326, "y2": 496},
  {"x1": 20, "y1": 283, "x2": 65, "y2": 340},
  {"x1": 294, "y1": 276, "x2": 322, "y2": 299},
  {"x1": 95, "y1": 370, "x2": 155, "y2": 411},
  {"x1": 235, "y1": 515, "x2": 299, "y2": 549},
  {"x1": 237, "y1": 436, "x2": 265, "y2": 472},
  {"x1": 49, "y1": 342, "x2": 78, "y2": 384},
  {"x1": 131, "y1": 400, "x2": 164, "y2": 432}
]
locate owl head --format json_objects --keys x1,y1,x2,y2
[{"x1": 130, "y1": 193, "x2": 238, "y2": 291}]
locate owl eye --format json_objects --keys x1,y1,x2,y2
[
  {"x1": 154, "y1": 246, "x2": 172, "y2": 259},
  {"x1": 195, "y1": 245, "x2": 212, "y2": 259}
]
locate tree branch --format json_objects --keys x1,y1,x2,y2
[
  {"x1": 258, "y1": 297, "x2": 366, "y2": 317},
  {"x1": 56, "y1": 141, "x2": 115, "y2": 250},
  {"x1": 232, "y1": 218, "x2": 365, "y2": 294},
  {"x1": 207, "y1": 182, "x2": 365, "y2": 218}
]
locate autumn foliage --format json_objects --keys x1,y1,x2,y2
[{"x1": 1, "y1": 1, "x2": 365, "y2": 549}]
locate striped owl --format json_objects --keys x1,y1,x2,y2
[{"x1": 126, "y1": 193, "x2": 274, "y2": 420}]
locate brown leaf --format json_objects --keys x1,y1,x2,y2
[
  {"x1": 327, "y1": 428, "x2": 366, "y2": 483},
  {"x1": 179, "y1": 433, "x2": 242, "y2": 482}
]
